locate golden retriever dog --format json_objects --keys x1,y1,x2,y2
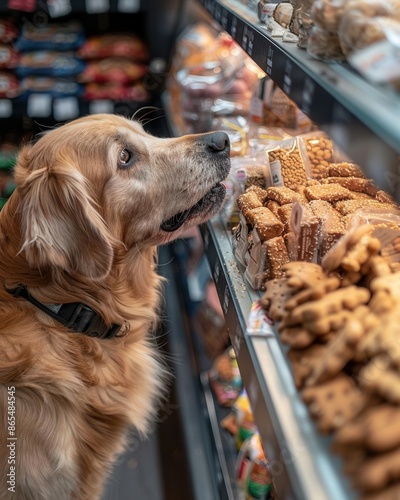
[{"x1": 0, "y1": 114, "x2": 230, "y2": 500}]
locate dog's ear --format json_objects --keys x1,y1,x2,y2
[{"x1": 16, "y1": 149, "x2": 114, "y2": 280}]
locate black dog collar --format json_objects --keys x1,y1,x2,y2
[{"x1": 6, "y1": 286, "x2": 121, "y2": 339}]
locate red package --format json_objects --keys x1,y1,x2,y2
[
  {"x1": 0, "y1": 72, "x2": 20, "y2": 98},
  {"x1": 78, "y1": 34, "x2": 149, "y2": 61},
  {"x1": 79, "y1": 58, "x2": 147, "y2": 85},
  {"x1": 0, "y1": 45, "x2": 19, "y2": 69},
  {"x1": 7, "y1": 0, "x2": 36, "y2": 11},
  {"x1": 0, "y1": 20, "x2": 18, "y2": 43},
  {"x1": 83, "y1": 82, "x2": 149, "y2": 101}
]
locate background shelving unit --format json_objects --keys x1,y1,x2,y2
[
  {"x1": 192, "y1": 0, "x2": 400, "y2": 498},
  {"x1": 198, "y1": 0, "x2": 400, "y2": 202}
]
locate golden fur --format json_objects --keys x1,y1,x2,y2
[{"x1": 0, "y1": 114, "x2": 230, "y2": 499}]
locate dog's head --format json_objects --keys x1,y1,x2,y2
[{"x1": 13, "y1": 114, "x2": 230, "y2": 280}]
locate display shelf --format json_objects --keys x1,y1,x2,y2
[
  {"x1": 0, "y1": 96, "x2": 151, "y2": 121},
  {"x1": 200, "y1": 371, "x2": 238, "y2": 500},
  {"x1": 0, "y1": 0, "x2": 144, "y2": 15},
  {"x1": 198, "y1": 0, "x2": 400, "y2": 201},
  {"x1": 201, "y1": 217, "x2": 356, "y2": 500}
]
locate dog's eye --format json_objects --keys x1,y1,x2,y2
[{"x1": 118, "y1": 148, "x2": 135, "y2": 168}]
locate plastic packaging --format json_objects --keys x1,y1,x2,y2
[
  {"x1": 273, "y1": 2, "x2": 294, "y2": 28},
  {"x1": 290, "y1": 202, "x2": 320, "y2": 262},
  {"x1": 15, "y1": 21, "x2": 84, "y2": 52},
  {"x1": 266, "y1": 137, "x2": 312, "y2": 190},
  {"x1": 298, "y1": 132, "x2": 335, "y2": 179},
  {"x1": 307, "y1": 26, "x2": 345, "y2": 61},
  {"x1": 78, "y1": 34, "x2": 148, "y2": 61},
  {"x1": 209, "y1": 347, "x2": 242, "y2": 407},
  {"x1": 79, "y1": 59, "x2": 147, "y2": 85},
  {"x1": 258, "y1": 1, "x2": 280, "y2": 23},
  {"x1": 16, "y1": 51, "x2": 85, "y2": 78},
  {"x1": 311, "y1": 0, "x2": 346, "y2": 32}
]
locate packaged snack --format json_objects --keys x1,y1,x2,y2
[
  {"x1": 79, "y1": 59, "x2": 147, "y2": 85},
  {"x1": 307, "y1": 26, "x2": 345, "y2": 61},
  {"x1": 16, "y1": 51, "x2": 85, "y2": 78},
  {"x1": 0, "y1": 44, "x2": 19, "y2": 69},
  {"x1": 291, "y1": 202, "x2": 320, "y2": 262},
  {"x1": 311, "y1": 0, "x2": 345, "y2": 32},
  {"x1": 292, "y1": 0, "x2": 315, "y2": 48},
  {"x1": 15, "y1": 22, "x2": 84, "y2": 52},
  {"x1": 0, "y1": 20, "x2": 18, "y2": 44},
  {"x1": 266, "y1": 137, "x2": 311, "y2": 190},
  {"x1": 258, "y1": 1, "x2": 280, "y2": 23},
  {"x1": 78, "y1": 34, "x2": 148, "y2": 61},
  {"x1": 266, "y1": 87, "x2": 313, "y2": 132},
  {"x1": 299, "y1": 132, "x2": 335, "y2": 179},
  {"x1": 233, "y1": 391, "x2": 257, "y2": 449},
  {"x1": 0, "y1": 71, "x2": 20, "y2": 98},
  {"x1": 233, "y1": 212, "x2": 252, "y2": 267},
  {"x1": 236, "y1": 433, "x2": 272, "y2": 500},
  {"x1": 19, "y1": 77, "x2": 84, "y2": 98},
  {"x1": 209, "y1": 347, "x2": 242, "y2": 407},
  {"x1": 244, "y1": 229, "x2": 269, "y2": 289},
  {"x1": 273, "y1": 2, "x2": 294, "y2": 28},
  {"x1": 83, "y1": 82, "x2": 149, "y2": 101}
]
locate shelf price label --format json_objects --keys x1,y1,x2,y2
[
  {"x1": 233, "y1": 323, "x2": 242, "y2": 356},
  {"x1": 220, "y1": 8, "x2": 228, "y2": 30},
  {"x1": 86, "y1": 0, "x2": 109, "y2": 13},
  {"x1": 266, "y1": 46, "x2": 274, "y2": 75},
  {"x1": 214, "y1": 3, "x2": 222, "y2": 23},
  {"x1": 213, "y1": 261, "x2": 220, "y2": 282},
  {"x1": 283, "y1": 60, "x2": 292, "y2": 95},
  {"x1": 302, "y1": 77, "x2": 315, "y2": 115},
  {"x1": 231, "y1": 16, "x2": 238, "y2": 39},
  {"x1": 0, "y1": 99, "x2": 12, "y2": 118},
  {"x1": 27, "y1": 94, "x2": 52, "y2": 118},
  {"x1": 223, "y1": 285, "x2": 229, "y2": 315}
]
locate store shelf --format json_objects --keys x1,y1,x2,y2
[
  {"x1": 0, "y1": 0, "x2": 144, "y2": 15},
  {"x1": 201, "y1": 217, "x2": 356, "y2": 500},
  {"x1": 0, "y1": 96, "x2": 151, "y2": 121},
  {"x1": 198, "y1": 0, "x2": 400, "y2": 201}
]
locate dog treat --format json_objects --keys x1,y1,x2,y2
[
  {"x1": 266, "y1": 186, "x2": 304, "y2": 205},
  {"x1": 302, "y1": 134, "x2": 333, "y2": 180},
  {"x1": 260, "y1": 277, "x2": 294, "y2": 322},
  {"x1": 266, "y1": 200, "x2": 281, "y2": 217},
  {"x1": 352, "y1": 446, "x2": 400, "y2": 493},
  {"x1": 285, "y1": 276, "x2": 341, "y2": 311},
  {"x1": 321, "y1": 176, "x2": 370, "y2": 193},
  {"x1": 247, "y1": 207, "x2": 284, "y2": 241},
  {"x1": 362, "y1": 481, "x2": 400, "y2": 500},
  {"x1": 359, "y1": 355, "x2": 400, "y2": 404},
  {"x1": 265, "y1": 236, "x2": 290, "y2": 279},
  {"x1": 282, "y1": 261, "x2": 327, "y2": 290},
  {"x1": 302, "y1": 374, "x2": 367, "y2": 434},
  {"x1": 306, "y1": 312, "x2": 365, "y2": 385},
  {"x1": 237, "y1": 191, "x2": 263, "y2": 219},
  {"x1": 247, "y1": 185, "x2": 270, "y2": 204},
  {"x1": 304, "y1": 183, "x2": 354, "y2": 202},
  {"x1": 334, "y1": 199, "x2": 397, "y2": 216},
  {"x1": 376, "y1": 190, "x2": 396, "y2": 205},
  {"x1": 245, "y1": 164, "x2": 268, "y2": 190},
  {"x1": 277, "y1": 203, "x2": 293, "y2": 232},
  {"x1": 290, "y1": 203, "x2": 320, "y2": 262},
  {"x1": 311, "y1": 0, "x2": 346, "y2": 32},
  {"x1": 268, "y1": 142, "x2": 309, "y2": 190},
  {"x1": 283, "y1": 286, "x2": 371, "y2": 326},
  {"x1": 321, "y1": 224, "x2": 375, "y2": 273},
  {"x1": 329, "y1": 162, "x2": 365, "y2": 178},
  {"x1": 280, "y1": 326, "x2": 317, "y2": 349},
  {"x1": 341, "y1": 234, "x2": 381, "y2": 273},
  {"x1": 334, "y1": 404, "x2": 400, "y2": 454},
  {"x1": 287, "y1": 344, "x2": 328, "y2": 388}
]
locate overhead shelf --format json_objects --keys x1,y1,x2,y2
[
  {"x1": 0, "y1": 0, "x2": 144, "y2": 15},
  {"x1": 198, "y1": 0, "x2": 400, "y2": 201},
  {"x1": 202, "y1": 217, "x2": 356, "y2": 500}
]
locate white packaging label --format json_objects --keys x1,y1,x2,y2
[
  {"x1": 349, "y1": 39, "x2": 400, "y2": 84},
  {"x1": 53, "y1": 97, "x2": 79, "y2": 121},
  {"x1": 118, "y1": 0, "x2": 140, "y2": 12},
  {"x1": 27, "y1": 94, "x2": 52, "y2": 118},
  {"x1": 269, "y1": 159, "x2": 284, "y2": 186}
]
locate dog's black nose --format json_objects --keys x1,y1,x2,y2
[{"x1": 203, "y1": 132, "x2": 230, "y2": 155}]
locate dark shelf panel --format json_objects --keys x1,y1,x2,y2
[{"x1": 0, "y1": 0, "x2": 144, "y2": 15}]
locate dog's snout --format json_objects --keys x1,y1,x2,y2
[{"x1": 203, "y1": 132, "x2": 230, "y2": 155}]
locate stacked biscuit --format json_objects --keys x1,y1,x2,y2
[
  {"x1": 260, "y1": 225, "x2": 400, "y2": 497},
  {"x1": 234, "y1": 161, "x2": 400, "y2": 291}
]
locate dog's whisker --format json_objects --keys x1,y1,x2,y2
[
  {"x1": 132, "y1": 106, "x2": 162, "y2": 123},
  {"x1": 140, "y1": 113, "x2": 166, "y2": 128}
]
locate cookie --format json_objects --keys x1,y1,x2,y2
[
  {"x1": 304, "y1": 183, "x2": 354, "y2": 202},
  {"x1": 352, "y1": 447, "x2": 400, "y2": 493},
  {"x1": 302, "y1": 374, "x2": 367, "y2": 434},
  {"x1": 334, "y1": 404, "x2": 400, "y2": 454},
  {"x1": 260, "y1": 278, "x2": 293, "y2": 322},
  {"x1": 359, "y1": 355, "x2": 400, "y2": 404},
  {"x1": 279, "y1": 325, "x2": 317, "y2": 349},
  {"x1": 282, "y1": 261, "x2": 327, "y2": 290},
  {"x1": 287, "y1": 344, "x2": 328, "y2": 389}
]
